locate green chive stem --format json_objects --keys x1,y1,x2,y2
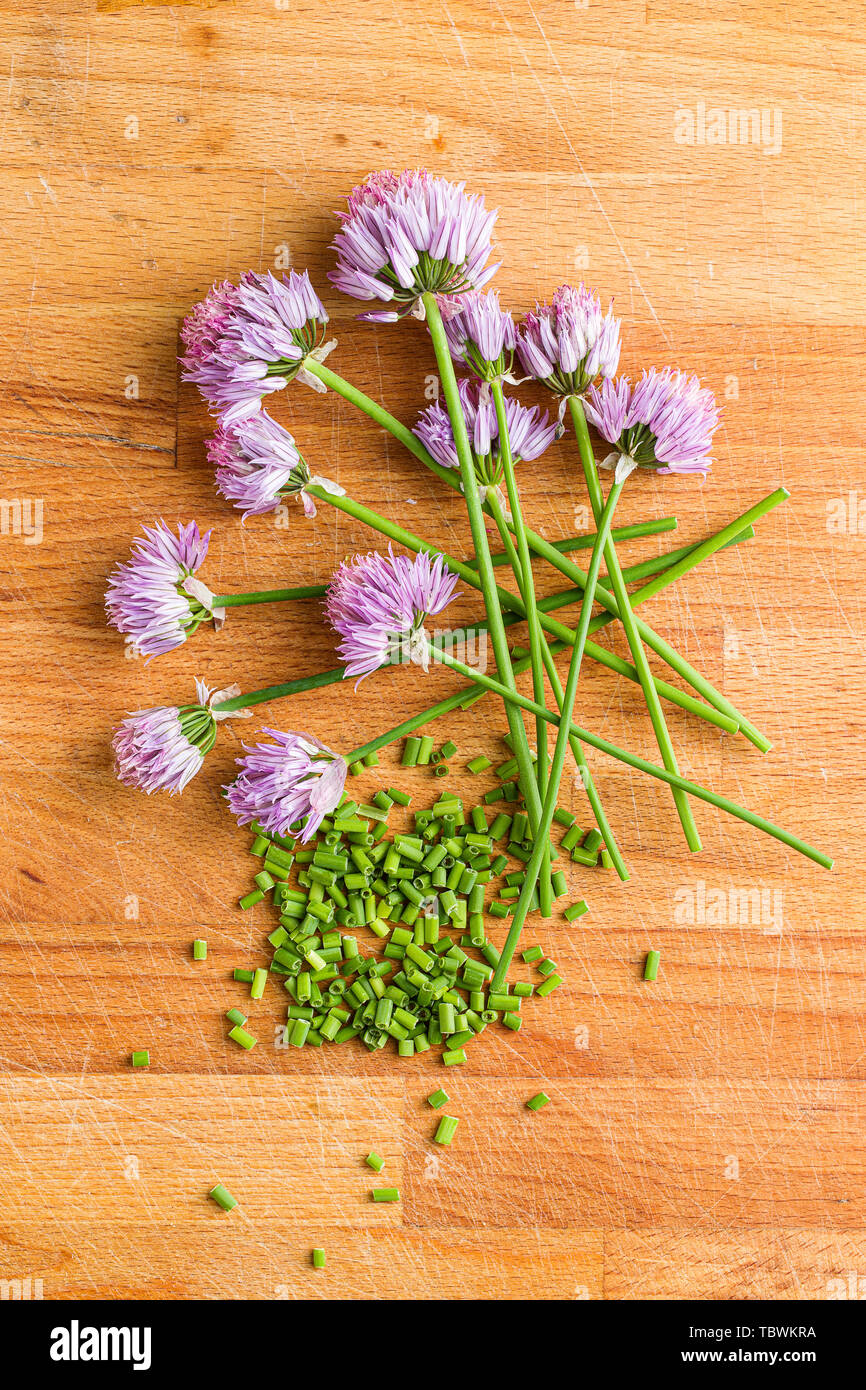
[{"x1": 571, "y1": 396, "x2": 701, "y2": 852}]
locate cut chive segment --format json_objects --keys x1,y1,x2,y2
[
  {"x1": 434, "y1": 1115, "x2": 459, "y2": 1146},
  {"x1": 643, "y1": 949, "x2": 661, "y2": 982},
  {"x1": 131, "y1": 1050, "x2": 149, "y2": 1069},
  {"x1": 208, "y1": 1183, "x2": 238, "y2": 1211},
  {"x1": 312, "y1": 1247, "x2": 326, "y2": 1268},
  {"x1": 193, "y1": 939, "x2": 207, "y2": 960},
  {"x1": 372, "y1": 1188, "x2": 400, "y2": 1202},
  {"x1": 526, "y1": 1092, "x2": 550, "y2": 1112}
]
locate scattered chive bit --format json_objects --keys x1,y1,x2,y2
[
  {"x1": 193, "y1": 938, "x2": 207, "y2": 960},
  {"x1": 228, "y1": 1025, "x2": 256, "y2": 1050},
  {"x1": 643, "y1": 949, "x2": 661, "y2": 982},
  {"x1": 225, "y1": 1008, "x2": 247, "y2": 1027},
  {"x1": 427, "y1": 1088, "x2": 449, "y2": 1110},
  {"x1": 312, "y1": 1247, "x2": 326, "y2": 1269},
  {"x1": 131, "y1": 1050, "x2": 149, "y2": 1069},
  {"x1": 522, "y1": 945, "x2": 543, "y2": 963},
  {"x1": 440, "y1": 740, "x2": 458, "y2": 760},
  {"x1": 564, "y1": 900, "x2": 589, "y2": 922},
  {"x1": 208, "y1": 1183, "x2": 238, "y2": 1212},
  {"x1": 250, "y1": 967, "x2": 268, "y2": 1000},
  {"x1": 466, "y1": 755, "x2": 492, "y2": 774},
  {"x1": 526, "y1": 1092, "x2": 550, "y2": 1112},
  {"x1": 365, "y1": 1152, "x2": 385, "y2": 1172},
  {"x1": 434, "y1": 1115, "x2": 459, "y2": 1146},
  {"x1": 372, "y1": 1188, "x2": 400, "y2": 1203}
]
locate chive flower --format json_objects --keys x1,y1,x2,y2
[
  {"x1": 208, "y1": 412, "x2": 345, "y2": 519},
  {"x1": 440, "y1": 289, "x2": 516, "y2": 381},
  {"x1": 226, "y1": 729, "x2": 348, "y2": 840},
  {"x1": 517, "y1": 283, "x2": 621, "y2": 396},
  {"x1": 583, "y1": 368, "x2": 720, "y2": 482},
  {"x1": 329, "y1": 169, "x2": 499, "y2": 321},
  {"x1": 105, "y1": 519, "x2": 223, "y2": 658},
  {"x1": 181, "y1": 270, "x2": 331, "y2": 424},
  {"x1": 413, "y1": 379, "x2": 556, "y2": 501},
  {"x1": 325, "y1": 548, "x2": 460, "y2": 681},
  {"x1": 113, "y1": 679, "x2": 220, "y2": 795}
]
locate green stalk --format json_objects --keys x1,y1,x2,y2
[
  {"x1": 302, "y1": 354, "x2": 767, "y2": 746},
  {"x1": 211, "y1": 584, "x2": 328, "y2": 607},
  {"x1": 485, "y1": 488, "x2": 628, "y2": 880},
  {"x1": 487, "y1": 479, "x2": 626, "y2": 983},
  {"x1": 421, "y1": 291, "x2": 545, "y2": 853},
  {"x1": 423, "y1": 650, "x2": 832, "y2": 872},
  {"x1": 477, "y1": 514, "x2": 679, "y2": 570},
  {"x1": 573, "y1": 397, "x2": 702, "y2": 852},
  {"x1": 490, "y1": 376, "x2": 553, "y2": 914}
]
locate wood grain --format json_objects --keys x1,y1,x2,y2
[{"x1": 0, "y1": 0, "x2": 863, "y2": 1301}]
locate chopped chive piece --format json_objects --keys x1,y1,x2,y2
[
  {"x1": 253, "y1": 869, "x2": 275, "y2": 891},
  {"x1": 250, "y1": 835, "x2": 270, "y2": 856},
  {"x1": 643, "y1": 949, "x2": 661, "y2": 982},
  {"x1": 427, "y1": 1088, "x2": 450, "y2": 1109},
  {"x1": 536, "y1": 974, "x2": 562, "y2": 997},
  {"x1": 434, "y1": 1115, "x2": 459, "y2": 1146},
  {"x1": 372, "y1": 1188, "x2": 400, "y2": 1202},
  {"x1": 442, "y1": 1047, "x2": 466, "y2": 1066},
  {"x1": 131, "y1": 1050, "x2": 149, "y2": 1068},
  {"x1": 363, "y1": 750, "x2": 380, "y2": 766},
  {"x1": 402, "y1": 737, "x2": 422, "y2": 767},
  {"x1": 348, "y1": 760, "x2": 364, "y2": 776},
  {"x1": 312, "y1": 1247, "x2": 326, "y2": 1268},
  {"x1": 238, "y1": 889, "x2": 264, "y2": 910},
  {"x1": 550, "y1": 870, "x2": 567, "y2": 897},
  {"x1": 225, "y1": 1008, "x2": 247, "y2": 1027},
  {"x1": 387, "y1": 787, "x2": 412, "y2": 806},
  {"x1": 434, "y1": 764, "x2": 449, "y2": 777},
  {"x1": 522, "y1": 945, "x2": 543, "y2": 963},
  {"x1": 537, "y1": 958, "x2": 557, "y2": 977},
  {"x1": 553, "y1": 807, "x2": 576, "y2": 829},
  {"x1": 365, "y1": 1152, "x2": 385, "y2": 1172},
  {"x1": 564, "y1": 899, "x2": 589, "y2": 922},
  {"x1": 417, "y1": 735, "x2": 434, "y2": 765},
  {"x1": 193, "y1": 938, "x2": 207, "y2": 960},
  {"x1": 250, "y1": 968, "x2": 268, "y2": 1000},
  {"x1": 208, "y1": 1183, "x2": 238, "y2": 1211},
  {"x1": 440, "y1": 740, "x2": 457, "y2": 759},
  {"x1": 467, "y1": 755, "x2": 492, "y2": 774},
  {"x1": 503, "y1": 1012, "x2": 522, "y2": 1031},
  {"x1": 526, "y1": 1092, "x2": 550, "y2": 1112},
  {"x1": 233, "y1": 968, "x2": 254, "y2": 983},
  {"x1": 228, "y1": 1025, "x2": 257, "y2": 1050}
]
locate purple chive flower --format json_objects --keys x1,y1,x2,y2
[
  {"x1": 105, "y1": 520, "x2": 221, "y2": 658},
  {"x1": 440, "y1": 289, "x2": 517, "y2": 380},
  {"x1": 113, "y1": 679, "x2": 218, "y2": 796},
  {"x1": 181, "y1": 270, "x2": 330, "y2": 424},
  {"x1": 329, "y1": 169, "x2": 499, "y2": 320},
  {"x1": 326, "y1": 548, "x2": 460, "y2": 681},
  {"x1": 208, "y1": 411, "x2": 344, "y2": 519},
  {"x1": 414, "y1": 379, "x2": 557, "y2": 494},
  {"x1": 226, "y1": 729, "x2": 348, "y2": 841},
  {"x1": 517, "y1": 283, "x2": 621, "y2": 396},
  {"x1": 583, "y1": 368, "x2": 720, "y2": 479}
]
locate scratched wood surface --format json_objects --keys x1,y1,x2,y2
[{"x1": 0, "y1": 0, "x2": 864, "y2": 1301}]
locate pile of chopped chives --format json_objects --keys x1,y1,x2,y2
[{"x1": 225, "y1": 743, "x2": 589, "y2": 1062}]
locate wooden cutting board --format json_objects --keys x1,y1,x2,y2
[{"x1": 0, "y1": 0, "x2": 863, "y2": 1300}]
